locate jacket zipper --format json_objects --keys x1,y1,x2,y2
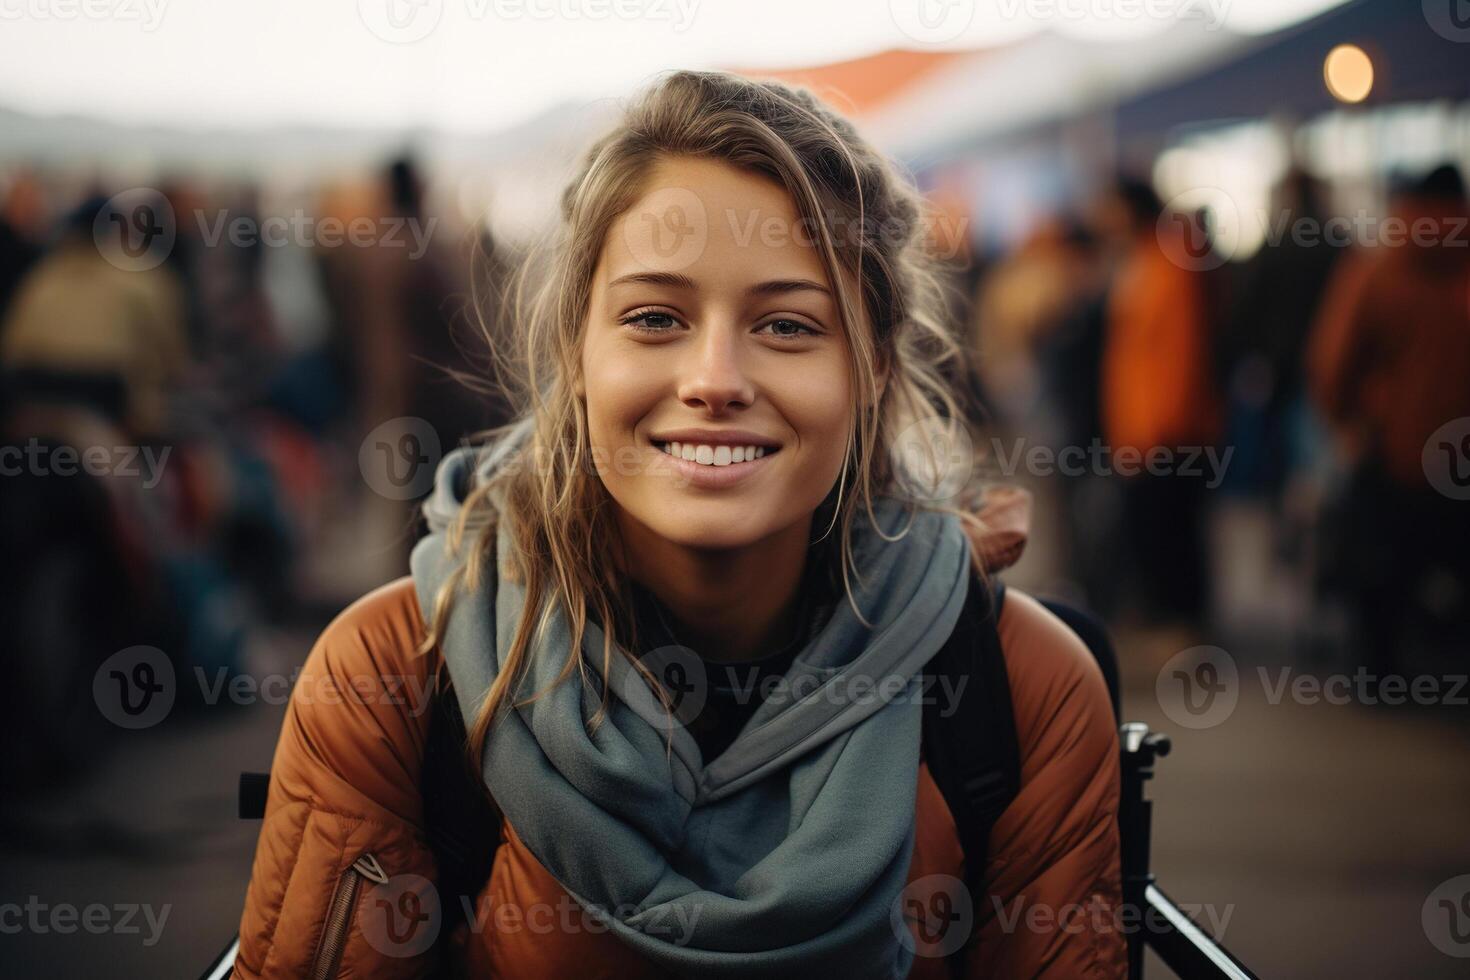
[{"x1": 310, "y1": 852, "x2": 389, "y2": 980}]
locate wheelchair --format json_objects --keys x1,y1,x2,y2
[{"x1": 201, "y1": 599, "x2": 1260, "y2": 980}]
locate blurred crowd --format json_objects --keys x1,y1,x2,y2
[
  {"x1": 964, "y1": 162, "x2": 1470, "y2": 674},
  {"x1": 2, "y1": 151, "x2": 1468, "y2": 798},
  {"x1": 0, "y1": 159, "x2": 512, "y2": 791}
]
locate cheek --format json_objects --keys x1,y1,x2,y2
[
  {"x1": 776, "y1": 355, "x2": 854, "y2": 475},
  {"x1": 581, "y1": 337, "x2": 658, "y2": 445}
]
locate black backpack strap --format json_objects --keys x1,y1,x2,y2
[
  {"x1": 420, "y1": 671, "x2": 502, "y2": 938},
  {"x1": 921, "y1": 569, "x2": 1020, "y2": 964}
]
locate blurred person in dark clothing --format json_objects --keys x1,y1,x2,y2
[
  {"x1": 160, "y1": 179, "x2": 214, "y2": 356},
  {"x1": 316, "y1": 160, "x2": 501, "y2": 459},
  {"x1": 971, "y1": 217, "x2": 1116, "y2": 607},
  {"x1": 0, "y1": 195, "x2": 191, "y2": 788},
  {"x1": 1030, "y1": 222, "x2": 1118, "y2": 612},
  {"x1": 386, "y1": 156, "x2": 507, "y2": 448},
  {"x1": 1097, "y1": 177, "x2": 1224, "y2": 627},
  {"x1": 1223, "y1": 168, "x2": 1344, "y2": 503},
  {"x1": 0, "y1": 170, "x2": 45, "y2": 324},
  {"x1": 315, "y1": 177, "x2": 403, "y2": 440},
  {"x1": 1308, "y1": 164, "x2": 1470, "y2": 673},
  {"x1": 1034, "y1": 222, "x2": 1109, "y2": 450},
  {"x1": 970, "y1": 217, "x2": 1094, "y2": 425},
  {"x1": 311, "y1": 160, "x2": 509, "y2": 583}
]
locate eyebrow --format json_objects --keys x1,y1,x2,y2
[{"x1": 606, "y1": 271, "x2": 832, "y2": 298}]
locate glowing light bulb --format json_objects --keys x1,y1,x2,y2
[{"x1": 1324, "y1": 44, "x2": 1374, "y2": 104}]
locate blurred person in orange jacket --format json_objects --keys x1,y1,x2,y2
[
  {"x1": 1097, "y1": 178, "x2": 1224, "y2": 627},
  {"x1": 1307, "y1": 164, "x2": 1470, "y2": 673}
]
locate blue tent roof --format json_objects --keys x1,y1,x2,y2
[{"x1": 1115, "y1": 0, "x2": 1470, "y2": 139}]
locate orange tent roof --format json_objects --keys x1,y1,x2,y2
[{"x1": 729, "y1": 48, "x2": 979, "y2": 119}]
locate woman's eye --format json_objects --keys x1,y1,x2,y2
[
  {"x1": 759, "y1": 319, "x2": 818, "y2": 339},
  {"x1": 621, "y1": 311, "x2": 679, "y2": 332}
]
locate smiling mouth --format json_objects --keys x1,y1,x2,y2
[{"x1": 652, "y1": 440, "x2": 781, "y2": 467}]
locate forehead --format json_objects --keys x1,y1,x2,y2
[{"x1": 599, "y1": 155, "x2": 833, "y2": 290}]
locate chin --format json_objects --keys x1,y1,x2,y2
[{"x1": 636, "y1": 498, "x2": 779, "y2": 552}]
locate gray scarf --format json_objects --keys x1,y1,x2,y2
[{"x1": 410, "y1": 444, "x2": 971, "y2": 977}]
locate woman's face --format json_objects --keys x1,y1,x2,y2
[{"x1": 580, "y1": 155, "x2": 867, "y2": 551}]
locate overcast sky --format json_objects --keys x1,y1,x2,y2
[{"x1": 0, "y1": 0, "x2": 1348, "y2": 134}]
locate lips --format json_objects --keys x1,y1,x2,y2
[
  {"x1": 648, "y1": 436, "x2": 780, "y2": 490},
  {"x1": 653, "y1": 440, "x2": 777, "y2": 466}
]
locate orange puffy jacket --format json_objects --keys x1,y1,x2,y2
[
  {"x1": 233, "y1": 555, "x2": 1124, "y2": 978},
  {"x1": 1101, "y1": 233, "x2": 1223, "y2": 456}
]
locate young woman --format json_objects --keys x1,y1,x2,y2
[{"x1": 232, "y1": 71, "x2": 1124, "y2": 979}]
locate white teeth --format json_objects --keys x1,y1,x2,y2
[{"x1": 657, "y1": 441, "x2": 775, "y2": 465}]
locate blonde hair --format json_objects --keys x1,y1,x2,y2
[{"x1": 424, "y1": 69, "x2": 978, "y2": 771}]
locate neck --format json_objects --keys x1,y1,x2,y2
[{"x1": 615, "y1": 510, "x2": 813, "y2": 664}]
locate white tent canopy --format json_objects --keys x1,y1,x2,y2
[
  {"x1": 861, "y1": 19, "x2": 1261, "y2": 166},
  {"x1": 0, "y1": 0, "x2": 1348, "y2": 145}
]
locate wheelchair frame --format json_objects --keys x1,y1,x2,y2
[{"x1": 1118, "y1": 722, "x2": 1259, "y2": 979}]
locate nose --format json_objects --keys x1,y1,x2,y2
[{"x1": 676, "y1": 321, "x2": 756, "y2": 416}]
